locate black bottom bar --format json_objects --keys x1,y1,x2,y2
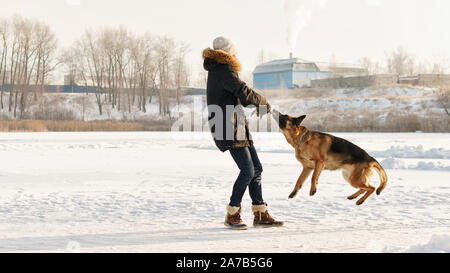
[{"x1": 0, "y1": 253, "x2": 445, "y2": 272}]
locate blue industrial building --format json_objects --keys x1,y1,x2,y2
[
  {"x1": 253, "y1": 58, "x2": 368, "y2": 90},
  {"x1": 253, "y1": 58, "x2": 331, "y2": 89}
]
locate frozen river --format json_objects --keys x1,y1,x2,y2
[{"x1": 0, "y1": 132, "x2": 449, "y2": 252}]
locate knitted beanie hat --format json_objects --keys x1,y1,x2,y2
[{"x1": 213, "y1": 36, "x2": 238, "y2": 56}]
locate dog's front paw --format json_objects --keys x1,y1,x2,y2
[
  {"x1": 309, "y1": 189, "x2": 317, "y2": 196},
  {"x1": 288, "y1": 191, "x2": 298, "y2": 199}
]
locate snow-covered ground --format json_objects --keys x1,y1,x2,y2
[{"x1": 0, "y1": 131, "x2": 449, "y2": 253}]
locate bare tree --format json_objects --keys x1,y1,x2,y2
[
  {"x1": 155, "y1": 35, "x2": 175, "y2": 117},
  {"x1": 130, "y1": 33, "x2": 157, "y2": 112},
  {"x1": 60, "y1": 46, "x2": 79, "y2": 93},
  {"x1": 79, "y1": 29, "x2": 106, "y2": 115},
  {"x1": 63, "y1": 26, "x2": 191, "y2": 119},
  {"x1": 103, "y1": 26, "x2": 132, "y2": 112},
  {"x1": 436, "y1": 87, "x2": 450, "y2": 116},
  {"x1": 385, "y1": 47, "x2": 415, "y2": 76},
  {"x1": 431, "y1": 57, "x2": 449, "y2": 74},
  {"x1": 0, "y1": 19, "x2": 9, "y2": 109},
  {"x1": 195, "y1": 67, "x2": 208, "y2": 89},
  {"x1": 33, "y1": 20, "x2": 58, "y2": 97},
  {"x1": 256, "y1": 49, "x2": 267, "y2": 65},
  {"x1": 358, "y1": 57, "x2": 381, "y2": 75},
  {"x1": 12, "y1": 15, "x2": 38, "y2": 119},
  {"x1": 173, "y1": 41, "x2": 190, "y2": 111},
  {"x1": 256, "y1": 49, "x2": 278, "y2": 65},
  {"x1": 0, "y1": 16, "x2": 57, "y2": 119}
]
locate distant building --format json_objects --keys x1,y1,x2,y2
[
  {"x1": 417, "y1": 74, "x2": 450, "y2": 87},
  {"x1": 311, "y1": 74, "x2": 398, "y2": 89},
  {"x1": 253, "y1": 58, "x2": 368, "y2": 89},
  {"x1": 253, "y1": 58, "x2": 328, "y2": 89},
  {"x1": 311, "y1": 74, "x2": 450, "y2": 89},
  {"x1": 398, "y1": 75, "x2": 419, "y2": 86}
]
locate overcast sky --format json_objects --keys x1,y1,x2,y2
[{"x1": 1, "y1": 0, "x2": 449, "y2": 80}]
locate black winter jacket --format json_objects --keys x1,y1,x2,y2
[{"x1": 202, "y1": 48, "x2": 269, "y2": 152}]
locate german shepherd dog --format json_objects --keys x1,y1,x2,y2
[{"x1": 271, "y1": 109, "x2": 387, "y2": 205}]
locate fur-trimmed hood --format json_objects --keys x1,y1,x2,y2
[{"x1": 202, "y1": 48, "x2": 241, "y2": 72}]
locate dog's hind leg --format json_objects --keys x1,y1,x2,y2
[
  {"x1": 342, "y1": 166, "x2": 366, "y2": 200},
  {"x1": 289, "y1": 166, "x2": 313, "y2": 199},
  {"x1": 310, "y1": 160, "x2": 325, "y2": 196},
  {"x1": 356, "y1": 185, "x2": 376, "y2": 205},
  {"x1": 350, "y1": 167, "x2": 375, "y2": 205},
  {"x1": 347, "y1": 189, "x2": 365, "y2": 200}
]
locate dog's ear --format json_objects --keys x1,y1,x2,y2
[{"x1": 294, "y1": 115, "x2": 306, "y2": 126}]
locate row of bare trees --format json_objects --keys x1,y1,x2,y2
[
  {"x1": 0, "y1": 15, "x2": 191, "y2": 120},
  {"x1": 358, "y1": 47, "x2": 449, "y2": 76},
  {"x1": 0, "y1": 15, "x2": 58, "y2": 119},
  {"x1": 61, "y1": 26, "x2": 190, "y2": 117}
]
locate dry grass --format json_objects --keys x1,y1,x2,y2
[
  {"x1": 0, "y1": 119, "x2": 174, "y2": 132},
  {"x1": 1, "y1": 113, "x2": 448, "y2": 133}
]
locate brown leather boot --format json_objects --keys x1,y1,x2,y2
[
  {"x1": 252, "y1": 204, "x2": 284, "y2": 227},
  {"x1": 225, "y1": 205, "x2": 248, "y2": 230}
]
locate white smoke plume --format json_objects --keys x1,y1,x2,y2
[{"x1": 284, "y1": 0, "x2": 327, "y2": 54}]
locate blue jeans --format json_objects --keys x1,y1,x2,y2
[{"x1": 228, "y1": 145, "x2": 265, "y2": 207}]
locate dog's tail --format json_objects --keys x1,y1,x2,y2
[{"x1": 372, "y1": 160, "x2": 388, "y2": 195}]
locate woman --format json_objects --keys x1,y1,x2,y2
[{"x1": 202, "y1": 36, "x2": 283, "y2": 230}]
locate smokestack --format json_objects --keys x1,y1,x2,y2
[{"x1": 289, "y1": 52, "x2": 293, "y2": 59}]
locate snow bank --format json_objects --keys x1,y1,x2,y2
[
  {"x1": 386, "y1": 234, "x2": 450, "y2": 253},
  {"x1": 260, "y1": 144, "x2": 450, "y2": 159},
  {"x1": 376, "y1": 145, "x2": 450, "y2": 171},
  {"x1": 379, "y1": 158, "x2": 405, "y2": 169},
  {"x1": 371, "y1": 145, "x2": 450, "y2": 159},
  {"x1": 380, "y1": 158, "x2": 450, "y2": 171},
  {"x1": 405, "y1": 234, "x2": 450, "y2": 253}
]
